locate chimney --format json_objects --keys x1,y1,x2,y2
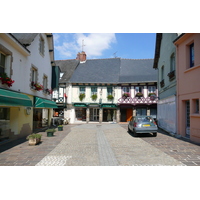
[{"x1": 76, "y1": 51, "x2": 86, "y2": 63}]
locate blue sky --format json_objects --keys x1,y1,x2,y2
[{"x1": 53, "y1": 33, "x2": 156, "y2": 60}]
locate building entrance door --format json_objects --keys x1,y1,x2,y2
[
  {"x1": 186, "y1": 100, "x2": 190, "y2": 137},
  {"x1": 90, "y1": 108, "x2": 99, "y2": 121}
]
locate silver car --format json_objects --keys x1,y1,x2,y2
[{"x1": 128, "y1": 115, "x2": 158, "y2": 137}]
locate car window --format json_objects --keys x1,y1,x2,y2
[{"x1": 137, "y1": 116, "x2": 154, "y2": 123}]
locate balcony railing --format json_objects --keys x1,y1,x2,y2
[
  {"x1": 117, "y1": 96, "x2": 158, "y2": 105},
  {"x1": 167, "y1": 70, "x2": 176, "y2": 81}
]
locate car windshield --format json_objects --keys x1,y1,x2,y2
[{"x1": 136, "y1": 116, "x2": 154, "y2": 123}]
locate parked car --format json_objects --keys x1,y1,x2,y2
[{"x1": 128, "y1": 115, "x2": 158, "y2": 137}]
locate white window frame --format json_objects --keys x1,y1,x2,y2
[
  {"x1": 0, "y1": 52, "x2": 6, "y2": 74},
  {"x1": 39, "y1": 35, "x2": 45, "y2": 56}
]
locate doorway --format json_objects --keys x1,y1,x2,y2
[
  {"x1": 185, "y1": 100, "x2": 190, "y2": 138},
  {"x1": 120, "y1": 108, "x2": 132, "y2": 122},
  {"x1": 90, "y1": 108, "x2": 99, "y2": 121}
]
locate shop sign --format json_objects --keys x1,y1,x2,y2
[
  {"x1": 101, "y1": 104, "x2": 116, "y2": 108},
  {"x1": 74, "y1": 103, "x2": 87, "y2": 107}
]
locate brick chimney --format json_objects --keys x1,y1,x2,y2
[{"x1": 76, "y1": 51, "x2": 86, "y2": 63}]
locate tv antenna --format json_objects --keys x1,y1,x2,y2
[
  {"x1": 82, "y1": 39, "x2": 86, "y2": 52},
  {"x1": 113, "y1": 51, "x2": 117, "y2": 58}
]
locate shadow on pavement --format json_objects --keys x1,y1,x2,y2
[{"x1": 0, "y1": 137, "x2": 27, "y2": 153}]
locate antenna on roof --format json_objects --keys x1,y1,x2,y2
[
  {"x1": 82, "y1": 39, "x2": 86, "y2": 52},
  {"x1": 113, "y1": 51, "x2": 117, "y2": 58}
]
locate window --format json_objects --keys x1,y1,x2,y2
[
  {"x1": 43, "y1": 75, "x2": 48, "y2": 91},
  {"x1": 91, "y1": 87, "x2": 97, "y2": 95},
  {"x1": 0, "y1": 44, "x2": 13, "y2": 78},
  {"x1": 148, "y1": 86, "x2": 156, "y2": 93},
  {"x1": 122, "y1": 87, "x2": 130, "y2": 93},
  {"x1": 31, "y1": 67, "x2": 37, "y2": 83},
  {"x1": 161, "y1": 65, "x2": 164, "y2": 80},
  {"x1": 60, "y1": 72, "x2": 64, "y2": 79},
  {"x1": 79, "y1": 87, "x2": 85, "y2": 94},
  {"x1": 170, "y1": 53, "x2": 175, "y2": 72},
  {"x1": 195, "y1": 99, "x2": 199, "y2": 114},
  {"x1": 190, "y1": 43, "x2": 194, "y2": 68},
  {"x1": 0, "y1": 52, "x2": 6, "y2": 74},
  {"x1": 107, "y1": 87, "x2": 113, "y2": 95},
  {"x1": 135, "y1": 86, "x2": 142, "y2": 93},
  {"x1": 0, "y1": 108, "x2": 10, "y2": 120},
  {"x1": 39, "y1": 35, "x2": 45, "y2": 55}
]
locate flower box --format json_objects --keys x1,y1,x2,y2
[
  {"x1": 26, "y1": 133, "x2": 42, "y2": 145},
  {"x1": 58, "y1": 125, "x2": 63, "y2": 131},
  {"x1": 46, "y1": 129, "x2": 56, "y2": 137},
  {"x1": 0, "y1": 73, "x2": 15, "y2": 87}
]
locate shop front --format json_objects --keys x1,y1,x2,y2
[
  {"x1": 0, "y1": 88, "x2": 33, "y2": 143},
  {"x1": 33, "y1": 97, "x2": 57, "y2": 131},
  {"x1": 74, "y1": 103, "x2": 87, "y2": 122},
  {"x1": 101, "y1": 104, "x2": 117, "y2": 122}
]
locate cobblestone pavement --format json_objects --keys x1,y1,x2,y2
[
  {"x1": 1, "y1": 123, "x2": 200, "y2": 166},
  {"x1": 121, "y1": 124, "x2": 200, "y2": 166},
  {"x1": 0, "y1": 125, "x2": 73, "y2": 166},
  {"x1": 37, "y1": 123, "x2": 184, "y2": 166}
]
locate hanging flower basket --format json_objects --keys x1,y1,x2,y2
[
  {"x1": 31, "y1": 82, "x2": 43, "y2": 91},
  {"x1": 45, "y1": 88, "x2": 52, "y2": 95},
  {"x1": 91, "y1": 94, "x2": 97, "y2": 101},
  {"x1": 148, "y1": 93, "x2": 156, "y2": 97},
  {"x1": 79, "y1": 93, "x2": 85, "y2": 101},
  {"x1": 0, "y1": 73, "x2": 15, "y2": 87},
  {"x1": 122, "y1": 93, "x2": 130, "y2": 99},
  {"x1": 107, "y1": 94, "x2": 114, "y2": 101},
  {"x1": 135, "y1": 92, "x2": 143, "y2": 98}
]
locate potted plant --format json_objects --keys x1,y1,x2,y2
[
  {"x1": 122, "y1": 93, "x2": 130, "y2": 99},
  {"x1": 148, "y1": 93, "x2": 156, "y2": 97},
  {"x1": 107, "y1": 94, "x2": 114, "y2": 101},
  {"x1": 58, "y1": 125, "x2": 63, "y2": 131},
  {"x1": 91, "y1": 94, "x2": 97, "y2": 101},
  {"x1": 46, "y1": 129, "x2": 56, "y2": 137},
  {"x1": 135, "y1": 92, "x2": 143, "y2": 98},
  {"x1": 79, "y1": 93, "x2": 85, "y2": 101},
  {"x1": 0, "y1": 72, "x2": 15, "y2": 87},
  {"x1": 26, "y1": 133, "x2": 42, "y2": 145}
]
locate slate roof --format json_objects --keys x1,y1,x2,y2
[
  {"x1": 70, "y1": 58, "x2": 121, "y2": 84},
  {"x1": 11, "y1": 33, "x2": 38, "y2": 46},
  {"x1": 69, "y1": 58, "x2": 156, "y2": 84},
  {"x1": 119, "y1": 59, "x2": 156, "y2": 83},
  {"x1": 55, "y1": 59, "x2": 79, "y2": 84}
]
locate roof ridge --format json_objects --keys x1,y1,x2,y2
[
  {"x1": 55, "y1": 59, "x2": 77, "y2": 61},
  {"x1": 87, "y1": 57, "x2": 120, "y2": 60},
  {"x1": 121, "y1": 58, "x2": 154, "y2": 60}
]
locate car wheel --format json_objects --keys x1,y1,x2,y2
[
  {"x1": 153, "y1": 132, "x2": 157, "y2": 137},
  {"x1": 128, "y1": 126, "x2": 132, "y2": 133},
  {"x1": 133, "y1": 131, "x2": 138, "y2": 137}
]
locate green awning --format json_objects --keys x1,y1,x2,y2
[
  {"x1": 0, "y1": 88, "x2": 32, "y2": 107},
  {"x1": 34, "y1": 97, "x2": 58, "y2": 108}
]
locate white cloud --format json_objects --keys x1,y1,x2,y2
[
  {"x1": 75, "y1": 33, "x2": 116, "y2": 57},
  {"x1": 53, "y1": 33, "x2": 116, "y2": 59}
]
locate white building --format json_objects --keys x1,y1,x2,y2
[
  {"x1": 0, "y1": 33, "x2": 57, "y2": 144},
  {"x1": 55, "y1": 52, "x2": 158, "y2": 124}
]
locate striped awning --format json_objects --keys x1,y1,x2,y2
[
  {"x1": 34, "y1": 97, "x2": 58, "y2": 108},
  {"x1": 0, "y1": 88, "x2": 32, "y2": 107}
]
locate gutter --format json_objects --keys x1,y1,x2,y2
[{"x1": 8, "y1": 33, "x2": 30, "y2": 53}]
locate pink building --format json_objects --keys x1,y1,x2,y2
[{"x1": 174, "y1": 33, "x2": 200, "y2": 143}]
